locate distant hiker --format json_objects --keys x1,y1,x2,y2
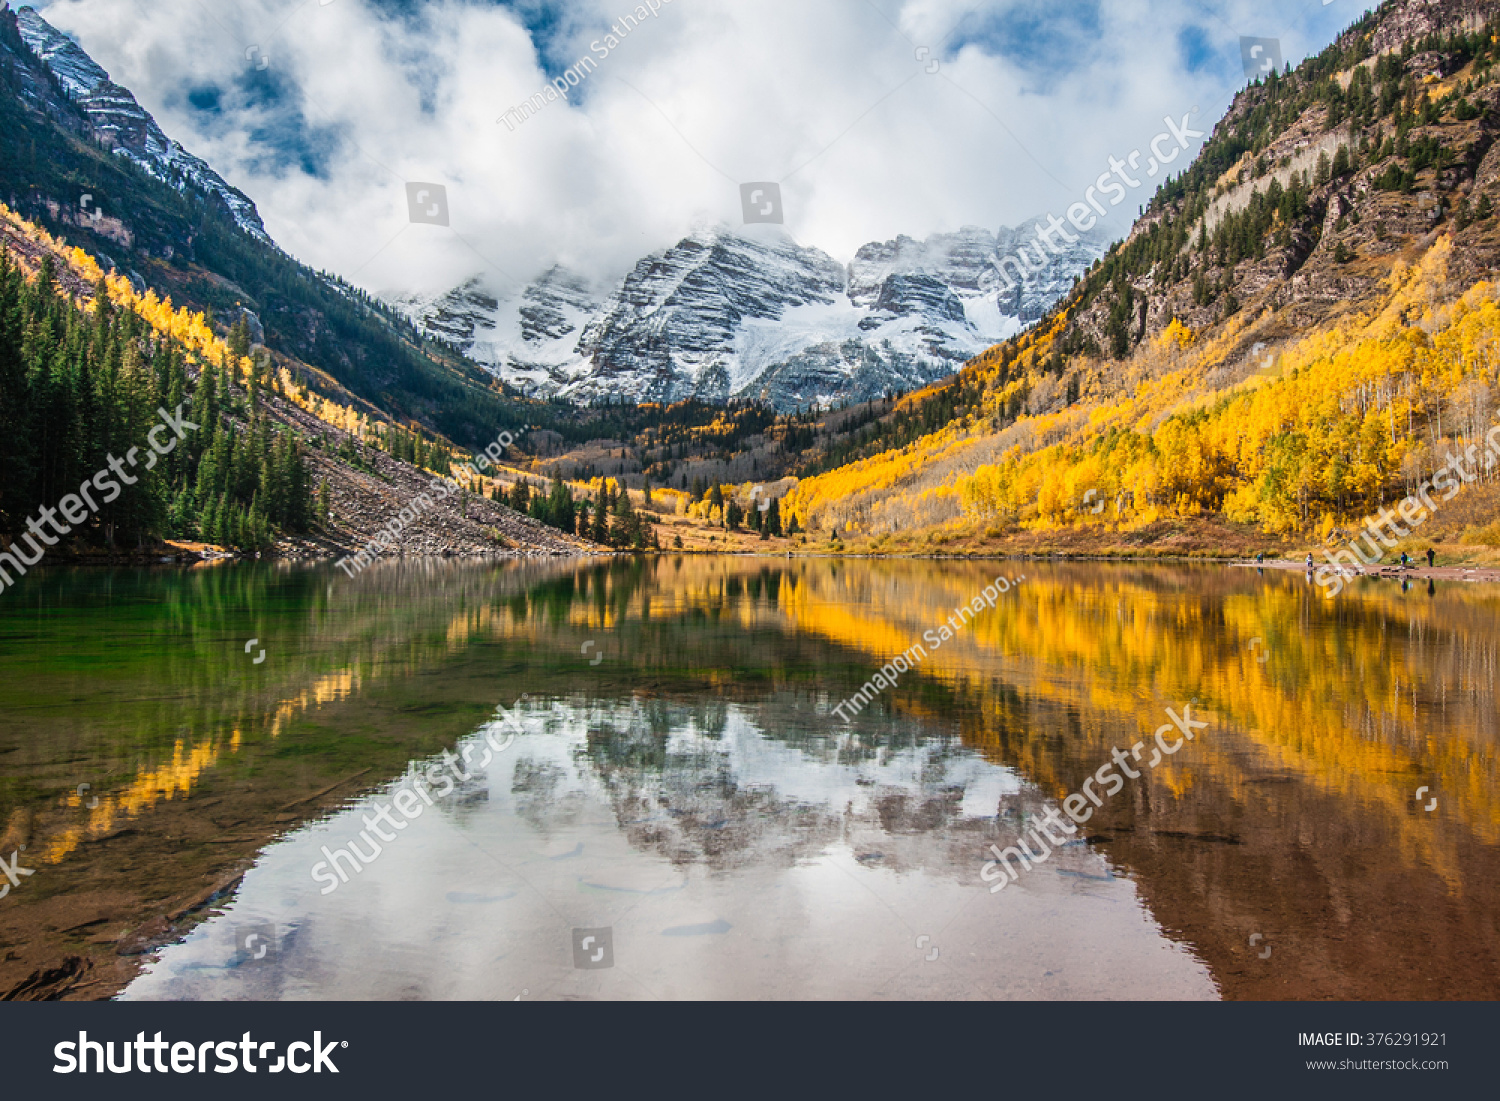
[
  {"x1": 1427, "y1": 548, "x2": 1436, "y2": 569},
  {"x1": 1400, "y1": 551, "x2": 1409, "y2": 569},
  {"x1": 1255, "y1": 552, "x2": 1264, "y2": 564},
  {"x1": 1305, "y1": 553, "x2": 1314, "y2": 570}
]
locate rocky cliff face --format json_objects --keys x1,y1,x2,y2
[
  {"x1": 13, "y1": 5, "x2": 272, "y2": 244},
  {"x1": 401, "y1": 221, "x2": 1107, "y2": 411}
]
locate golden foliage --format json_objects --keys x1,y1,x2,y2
[
  {"x1": 795, "y1": 235, "x2": 1500, "y2": 538},
  {"x1": 1, "y1": 202, "x2": 420, "y2": 455}
]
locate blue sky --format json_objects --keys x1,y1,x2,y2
[{"x1": 34, "y1": 0, "x2": 1363, "y2": 296}]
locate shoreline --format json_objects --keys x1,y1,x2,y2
[
  {"x1": 10, "y1": 545, "x2": 1500, "y2": 582},
  {"x1": 1230, "y1": 558, "x2": 1500, "y2": 583}
]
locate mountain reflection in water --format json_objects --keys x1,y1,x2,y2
[{"x1": 1, "y1": 557, "x2": 1495, "y2": 1000}]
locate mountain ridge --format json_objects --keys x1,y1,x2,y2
[
  {"x1": 0, "y1": 2, "x2": 552, "y2": 452},
  {"x1": 396, "y1": 219, "x2": 1108, "y2": 413},
  {"x1": 13, "y1": 4, "x2": 271, "y2": 244}
]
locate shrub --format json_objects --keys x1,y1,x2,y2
[{"x1": 1460, "y1": 522, "x2": 1500, "y2": 545}]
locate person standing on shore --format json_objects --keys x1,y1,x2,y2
[{"x1": 1427, "y1": 548, "x2": 1436, "y2": 569}]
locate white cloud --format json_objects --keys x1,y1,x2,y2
[{"x1": 33, "y1": 0, "x2": 1356, "y2": 298}]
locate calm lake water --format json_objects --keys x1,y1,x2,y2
[{"x1": 1, "y1": 557, "x2": 1497, "y2": 1000}]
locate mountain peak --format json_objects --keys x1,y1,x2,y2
[
  {"x1": 12, "y1": 5, "x2": 272, "y2": 244},
  {"x1": 14, "y1": 6, "x2": 107, "y2": 99},
  {"x1": 396, "y1": 216, "x2": 1104, "y2": 411}
]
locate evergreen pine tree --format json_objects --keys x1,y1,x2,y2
[
  {"x1": 228, "y1": 316, "x2": 251, "y2": 361},
  {"x1": 547, "y1": 474, "x2": 575, "y2": 534},
  {"x1": 591, "y1": 487, "x2": 608, "y2": 543}
]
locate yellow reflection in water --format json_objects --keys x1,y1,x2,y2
[{"x1": 43, "y1": 667, "x2": 366, "y2": 865}]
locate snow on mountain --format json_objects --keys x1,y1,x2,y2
[
  {"x1": 390, "y1": 266, "x2": 604, "y2": 394},
  {"x1": 570, "y1": 225, "x2": 848, "y2": 405},
  {"x1": 14, "y1": 5, "x2": 273, "y2": 244},
  {"x1": 398, "y1": 220, "x2": 1107, "y2": 411},
  {"x1": 847, "y1": 224, "x2": 998, "y2": 303},
  {"x1": 992, "y1": 216, "x2": 1107, "y2": 324}
]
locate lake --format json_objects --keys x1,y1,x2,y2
[{"x1": 1, "y1": 557, "x2": 1496, "y2": 1000}]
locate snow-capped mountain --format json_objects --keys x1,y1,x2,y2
[
  {"x1": 574, "y1": 226, "x2": 848, "y2": 406},
  {"x1": 14, "y1": 5, "x2": 272, "y2": 243},
  {"x1": 400, "y1": 221, "x2": 1108, "y2": 411},
  {"x1": 992, "y1": 217, "x2": 1107, "y2": 324},
  {"x1": 392, "y1": 266, "x2": 605, "y2": 397}
]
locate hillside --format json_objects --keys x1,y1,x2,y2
[
  {"x1": 0, "y1": 203, "x2": 597, "y2": 561},
  {"x1": 0, "y1": 4, "x2": 554, "y2": 453},
  {"x1": 18, "y1": 0, "x2": 1500, "y2": 567},
  {"x1": 0, "y1": 3, "x2": 936, "y2": 513},
  {"x1": 781, "y1": 0, "x2": 1500, "y2": 562}
]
